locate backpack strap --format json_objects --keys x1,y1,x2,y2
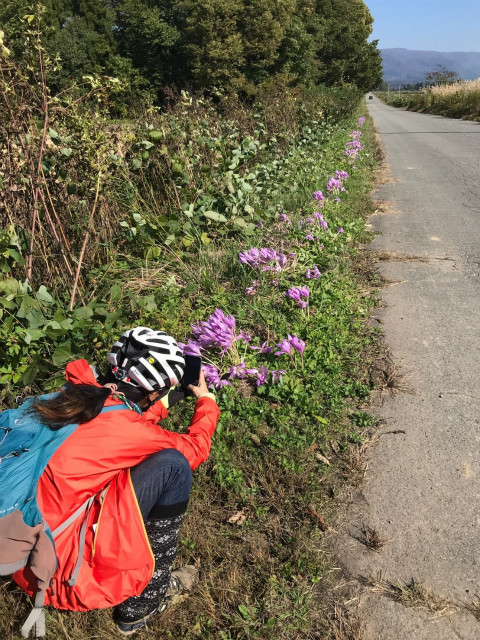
[{"x1": 20, "y1": 589, "x2": 46, "y2": 638}]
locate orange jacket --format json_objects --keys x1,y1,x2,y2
[{"x1": 14, "y1": 359, "x2": 220, "y2": 611}]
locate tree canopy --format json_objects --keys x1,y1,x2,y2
[{"x1": 0, "y1": 0, "x2": 383, "y2": 99}]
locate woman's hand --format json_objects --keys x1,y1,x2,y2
[{"x1": 187, "y1": 371, "x2": 210, "y2": 399}]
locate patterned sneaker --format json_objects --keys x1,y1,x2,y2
[
  {"x1": 113, "y1": 566, "x2": 198, "y2": 636},
  {"x1": 113, "y1": 599, "x2": 168, "y2": 636}
]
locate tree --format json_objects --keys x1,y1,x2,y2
[
  {"x1": 425, "y1": 65, "x2": 460, "y2": 86},
  {"x1": 115, "y1": 0, "x2": 180, "y2": 90},
  {"x1": 275, "y1": 0, "x2": 323, "y2": 87},
  {"x1": 315, "y1": 0, "x2": 382, "y2": 91},
  {"x1": 173, "y1": 0, "x2": 245, "y2": 90}
]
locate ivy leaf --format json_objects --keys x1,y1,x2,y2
[
  {"x1": 109, "y1": 284, "x2": 122, "y2": 302},
  {"x1": 36, "y1": 285, "x2": 55, "y2": 304},
  {"x1": 22, "y1": 362, "x2": 40, "y2": 385},
  {"x1": 73, "y1": 306, "x2": 94, "y2": 320},
  {"x1": 204, "y1": 211, "x2": 227, "y2": 223},
  {"x1": 52, "y1": 342, "x2": 72, "y2": 366}
]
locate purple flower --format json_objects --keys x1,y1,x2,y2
[
  {"x1": 270, "y1": 279, "x2": 279, "y2": 287},
  {"x1": 305, "y1": 233, "x2": 314, "y2": 241},
  {"x1": 345, "y1": 140, "x2": 364, "y2": 152},
  {"x1": 313, "y1": 190, "x2": 325, "y2": 201},
  {"x1": 250, "y1": 341, "x2": 274, "y2": 354},
  {"x1": 191, "y1": 308, "x2": 237, "y2": 352},
  {"x1": 271, "y1": 369, "x2": 286, "y2": 384},
  {"x1": 239, "y1": 247, "x2": 288, "y2": 271},
  {"x1": 178, "y1": 339, "x2": 203, "y2": 357},
  {"x1": 238, "y1": 331, "x2": 252, "y2": 343},
  {"x1": 327, "y1": 177, "x2": 342, "y2": 192},
  {"x1": 245, "y1": 280, "x2": 259, "y2": 296},
  {"x1": 256, "y1": 220, "x2": 264, "y2": 228},
  {"x1": 337, "y1": 227, "x2": 344, "y2": 234},
  {"x1": 350, "y1": 130, "x2": 362, "y2": 139},
  {"x1": 275, "y1": 337, "x2": 292, "y2": 356},
  {"x1": 320, "y1": 219, "x2": 328, "y2": 230},
  {"x1": 279, "y1": 213, "x2": 291, "y2": 225},
  {"x1": 289, "y1": 335, "x2": 305, "y2": 355},
  {"x1": 203, "y1": 364, "x2": 231, "y2": 390},
  {"x1": 256, "y1": 366, "x2": 269, "y2": 387},
  {"x1": 228, "y1": 362, "x2": 246, "y2": 379},
  {"x1": 306, "y1": 265, "x2": 321, "y2": 280},
  {"x1": 357, "y1": 116, "x2": 366, "y2": 127},
  {"x1": 285, "y1": 286, "x2": 310, "y2": 309},
  {"x1": 313, "y1": 211, "x2": 324, "y2": 220},
  {"x1": 335, "y1": 170, "x2": 349, "y2": 180}
]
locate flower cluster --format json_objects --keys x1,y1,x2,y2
[
  {"x1": 239, "y1": 247, "x2": 287, "y2": 272},
  {"x1": 225, "y1": 362, "x2": 286, "y2": 387},
  {"x1": 279, "y1": 213, "x2": 291, "y2": 225},
  {"x1": 275, "y1": 334, "x2": 305, "y2": 357},
  {"x1": 357, "y1": 116, "x2": 366, "y2": 127},
  {"x1": 345, "y1": 139, "x2": 364, "y2": 160},
  {"x1": 306, "y1": 265, "x2": 321, "y2": 279},
  {"x1": 313, "y1": 190, "x2": 326, "y2": 202},
  {"x1": 285, "y1": 286, "x2": 310, "y2": 309},
  {"x1": 349, "y1": 130, "x2": 362, "y2": 139},
  {"x1": 191, "y1": 308, "x2": 238, "y2": 353}
]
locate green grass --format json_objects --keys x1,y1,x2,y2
[{"x1": 1, "y1": 108, "x2": 382, "y2": 639}]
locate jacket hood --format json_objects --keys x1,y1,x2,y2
[{"x1": 65, "y1": 359, "x2": 101, "y2": 387}]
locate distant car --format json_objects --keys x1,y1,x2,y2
[{"x1": 368, "y1": 95, "x2": 373, "y2": 100}]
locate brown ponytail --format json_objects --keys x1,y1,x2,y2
[{"x1": 31, "y1": 384, "x2": 111, "y2": 430}]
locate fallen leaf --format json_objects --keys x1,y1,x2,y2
[
  {"x1": 228, "y1": 510, "x2": 247, "y2": 526},
  {"x1": 314, "y1": 452, "x2": 331, "y2": 466}
]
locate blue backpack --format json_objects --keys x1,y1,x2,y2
[{"x1": 0, "y1": 395, "x2": 124, "y2": 638}]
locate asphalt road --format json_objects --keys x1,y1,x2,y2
[{"x1": 334, "y1": 98, "x2": 480, "y2": 638}]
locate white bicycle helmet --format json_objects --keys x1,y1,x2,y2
[{"x1": 107, "y1": 327, "x2": 185, "y2": 392}]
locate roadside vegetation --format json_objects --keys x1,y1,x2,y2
[
  {"x1": 376, "y1": 78, "x2": 480, "y2": 120},
  {"x1": 1, "y1": 5, "x2": 383, "y2": 639}
]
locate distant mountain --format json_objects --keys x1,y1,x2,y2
[{"x1": 380, "y1": 48, "x2": 480, "y2": 87}]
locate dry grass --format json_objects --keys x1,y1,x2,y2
[
  {"x1": 353, "y1": 524, "x2": 386, "y2": 552},
  {"x1": 428, "y1": 78, "x2": 480, "y2": 98},
  {"x1": 360, "y1": 575, "x2": 456, "y2": 617},
  {"x1": 374, "y1": 251, "x2": 428, "y2": 263},
  {"x1": 330, "y1": 603, "x2": 363, "y2": 640}
]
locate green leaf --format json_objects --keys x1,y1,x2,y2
[
  {"x1": 48, "y1": 127, "x2": 58, "y2": 139},
  {"x1": 24, "y1": 328, "x2": 45, "y2": 344},
  {"x1": 52, "y1": 342, "x2": 72, "y2": 366},
  {"x1": 149, "y1": 131, "x2": 163, "y2": 142},
  {"x1": 238, "y1": 605, "x2": 250, "y2": 619},
  {"x1": 204, "y1": 211, "x2": 227, "y2": 223},
  {"x1": 73, "y1": 306, "x2": 94, "y2": 320},
  {"x1": 109, "y1": 284, "x2": 122, "y2": 302},
  {"x1": 36, "y1": 285, "x2": 55, "y2": 304},
  {"x1": 61, "y1": 147, "x2": 73, "y2": 157},
  {"x1": 141, "y1": 140, "x2": 154, "y2": 150},
  {"x1": 22, "y1": 362, "x2": 40, "y2": 385}
]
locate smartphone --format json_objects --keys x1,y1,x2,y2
[{"x1": 181, "y1": 355, "x2": 202, "y2": 389}]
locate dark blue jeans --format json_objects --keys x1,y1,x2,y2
[{"x1": 130, "y1": 449, "x2": 193, "y2": 520}]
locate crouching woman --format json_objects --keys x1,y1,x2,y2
[{"x1": 14, "y1": 327, "x2": 220, "y2": 636}]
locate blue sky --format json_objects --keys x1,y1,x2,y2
[{"x1": 365, "y1": 0, "x2": 480, "y2": 52}]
